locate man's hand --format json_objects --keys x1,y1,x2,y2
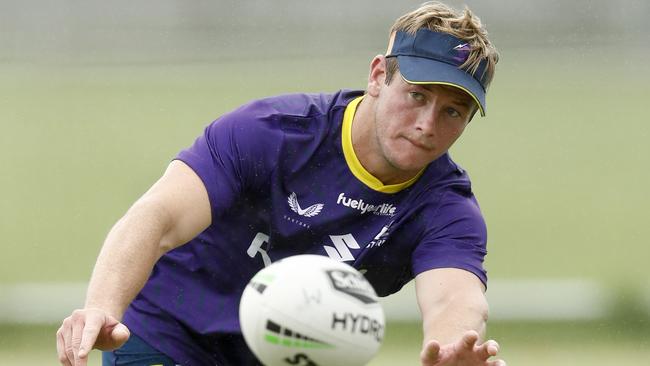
[
  {"x1": 420, "y1": 330, "x2": 506, "y2": 366},
  {"x1": 56, "y1": 308, "x2": 130, "y2": 366}
]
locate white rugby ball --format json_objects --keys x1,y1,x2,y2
[{"x1": 239, "y1": 255, "x2": 385, "y2": 366}]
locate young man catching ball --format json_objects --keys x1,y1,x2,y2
[{"x1": 57, "y1": 2, "x2": 504, "y2": 365}]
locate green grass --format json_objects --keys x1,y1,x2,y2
[
  {"x1": 0, "y1": 57, "x2": 369, "y2": 283},
  {"x1": 4, "y1": 321, "x2": 649, "y2": 365},
  {"x1": 453, "y1": 48, "x2": 650, "y2": 285},
  {"x1": 374, "y1": 320, "x2": 650, "y2": 365}
]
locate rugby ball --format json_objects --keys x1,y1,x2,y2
[{"x1": 239, "y1": 255, "x2": 385, "y2": 366}]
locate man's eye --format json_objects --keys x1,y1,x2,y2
[
  {"x1": 447, "y1": 108, "x2": 461, "y2": 118},
  {"x1": 409, "y1": 92, "x2": 425, "y2": 102}
]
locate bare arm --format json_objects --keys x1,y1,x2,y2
[
  {"x1": 416, "y1": 268, "x2": 488, "y2": 345},
  {"x1": 85, "y1": 159, "x2": 211, "y2": 317},
  {"x1": 57, "y1": 160, "x2": 211, "y2": 366},
  {"x1": 415, "y1": 268, "x2": 505, "y2": 366}
]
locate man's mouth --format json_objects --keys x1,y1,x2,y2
[{"x1": 404, "y1": 136, "x2": 433, "y2": 151}]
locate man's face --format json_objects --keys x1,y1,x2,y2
[{"x1": 365, "y1": 57, "x2": 475, "y2": 182}]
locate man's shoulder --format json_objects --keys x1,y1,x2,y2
[
  {"x1": 418, "y1": 153, "x2": 474, "y2": 195},
  {"x1": 236, "y1": 90, "x2": 364, "y2": 120}
]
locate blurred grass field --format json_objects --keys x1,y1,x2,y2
[
  {"x1": 2, "y1": 47, "x2": 650, "y2": 364},
  {"x1": 2, "y1": 321, "x2": 649, "y2": 365},
  {"x1": 2, "y1": 48, "x2": 649, "y2": 284}
]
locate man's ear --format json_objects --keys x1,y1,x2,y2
[{"x1": 367, "y1": 55, "x2": 386, "y2": 98}]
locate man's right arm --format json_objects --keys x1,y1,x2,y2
[{"x1": 56, "y1": 159, "x2": 211, "y2": 366}]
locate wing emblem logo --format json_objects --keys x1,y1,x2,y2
[{"x1": 288, "y1": 192, "x2": 324, "y2": 217}]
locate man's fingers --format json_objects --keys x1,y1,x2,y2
[
  {"x1": 460, "y1": 330, "x2": 479, "y2": 350},
  {"x1": 110, "y1": 323, "x2": 131, "y2": 347},
  {"x1": 487, "y1": 340, "x2": 500, "y2": 356},
  {"x1": 419, "y1": 334, "x2": 506, "y2": 366},
  {"x1": 61, "y1": 318, "x2": 76, "y2": 365},
  {"x1": 57, "y1": 309, "x2": 130, "y2": 365},
  {"x1": 476, "y1": 339, "x2": 500, "y2": 359},
  {"x1": 70, "y1": 313, "x2": 86, "y2": 365},
  {"x1": 420, "y1": 339, "x2": 442, "y2": 365},
  {"x1": 487, "y1": 359, "x2": 507, "y2": 366},
  {"x1": 91, "y1": 315, "x2": 130, "y2": 350},
  {"x1": 56, "y1": 325, "x2": 72, "y2": 366},
  {"x1": 78, "y1": 313, "x2": 104, "y2": 359}
]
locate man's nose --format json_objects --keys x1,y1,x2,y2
[{"x1": 414, "y1": 109, "x2": 438, "y2": 137}]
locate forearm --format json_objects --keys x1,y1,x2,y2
[
  {"x1": 421, "y1": 292, "x2": 488, "y2": 346},
  {"x1": 416, "y1": 268, "x2": 489, "y2": 346},
  {"x1": 84, "y1": 198, "x2": 173, "y2": 319}
]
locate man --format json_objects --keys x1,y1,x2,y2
[{"x1": 57, "y1": 2, "x2": 505, "y2": 365}]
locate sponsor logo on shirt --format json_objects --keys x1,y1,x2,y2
[
  {"x1": 336, "y1": 193, "x2": 396, "y2": 216},
  {"x1": 288, "y1": 192, "x2": 324, "y2": 217},
  {"x1": 323, "y1": 234, "x2": 359, "y2": 262},
  {"x1": 368, "y1": 221, "x2": 393, "y2": 249}
]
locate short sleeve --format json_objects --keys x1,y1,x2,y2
[
  {"x1": 174, "y1": 101, "x2": 282, "y2": 220},
  {"x1": 411, "y1": 190, "x2": 488, "y2": 286}
]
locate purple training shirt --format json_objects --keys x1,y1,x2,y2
[{"x1": 123, "y1": 90, "x2": 487, "y2": 365}]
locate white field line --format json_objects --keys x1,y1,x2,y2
[
  {"x1": 381, "y1": 279, "x2": 612, "y2": 321},
  {"x1": 0, "y1": 279, "x2": 612, "y2": 324},
  {"x1": 0, "y1": 282, "x2": 87, "y2": 324}
]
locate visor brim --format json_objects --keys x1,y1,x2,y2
[{"x1": 395, "y1": 55, "x2": 486, "y2": 117}]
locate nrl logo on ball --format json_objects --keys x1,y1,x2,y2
[{"x1": 325, "y1": 269, "x2": 377, "y2": 305}]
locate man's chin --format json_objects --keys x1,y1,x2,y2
[
  {"x1": 393, "y1": 154, "x2": 441, "y2": 170},
  {"x1": 387, "y1": 160, "x2": 428, "y2": 178}
]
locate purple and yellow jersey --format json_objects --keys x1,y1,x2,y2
[{"x1": 123, "y1": 90, "x2": 487, "y2": 365}]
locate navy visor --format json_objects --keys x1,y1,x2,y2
[{"x1": 387, "y1": 29, "x2": 489, "y2": 116}]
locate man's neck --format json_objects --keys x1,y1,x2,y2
[{"x1": 350, "y1": 96, "x2": 419, "y2": 185}]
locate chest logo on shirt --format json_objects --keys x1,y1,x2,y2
[
  {"x1": 336, "y1": 193, "x2": 397, "y2": 216},
  {"x1": 368, "y1": 221, "x2": 394, "y2": 249},
  {"x1": 288, "y1": 192, "x2": 324, "y2": 218}
]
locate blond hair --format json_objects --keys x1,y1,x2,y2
[{"x1": 387, "y1": 1, "x2": 499, "y2": 88}]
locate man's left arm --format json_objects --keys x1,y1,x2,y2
[{"x1": 415, "y1": 268, "x2": 506, "y2": 366}]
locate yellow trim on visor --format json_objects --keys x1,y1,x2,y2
[
  {"x1": 399, "y1": 75, "x2": 486, "y2": 117},
  {"x1": 341, "y1": 95, "x2": 424, "y2": 194}
]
